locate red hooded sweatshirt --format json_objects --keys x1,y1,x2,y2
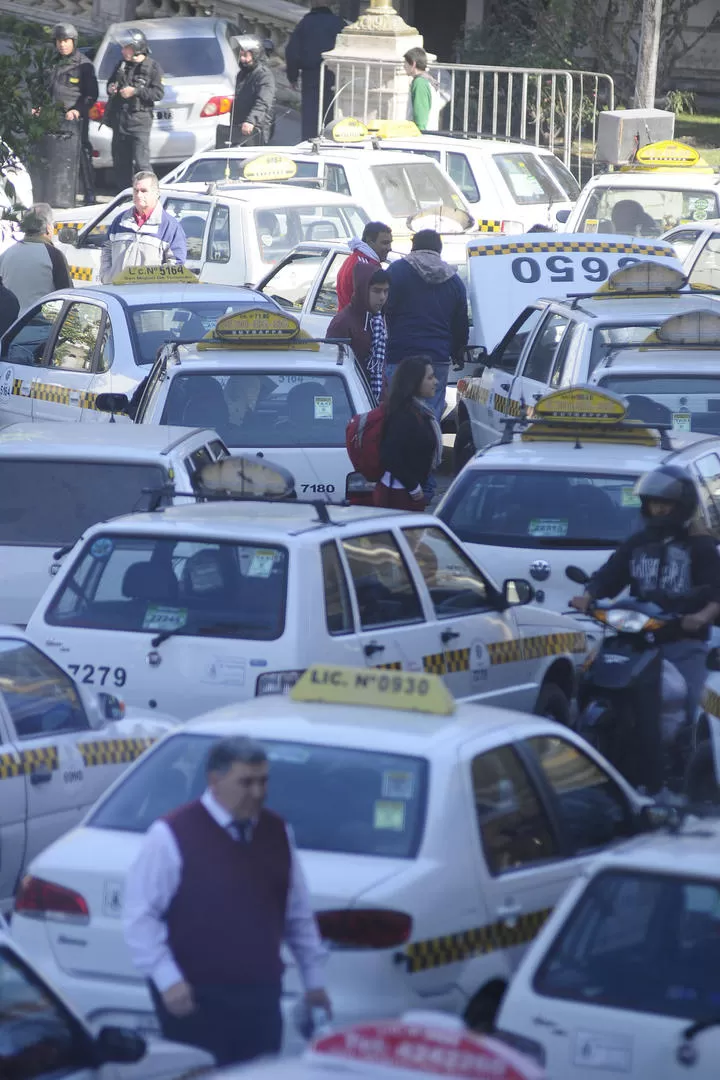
[{"x1": 327, "y1": 260, "x2": 379, "y2": 367}]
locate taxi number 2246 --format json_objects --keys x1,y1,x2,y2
[{"x1": 67, "y1": 663, "x2": 127, "y2": 688}]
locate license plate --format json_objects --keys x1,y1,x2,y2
[{"x1": 155, "y1": 109, "x2": 172, "y2": 121}]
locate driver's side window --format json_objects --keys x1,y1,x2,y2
[
  {"x1": 259, "y1": 251, "x2": 328, "y2": 312},
  {"x1": 403, "y1": 525, "x2": 490, "y2": 616},
  {"x1": 0, "y1": 640, "x2": 89, "y2": 739},
  {"x1": 2, "y1": 300, "x2": 63, "y2": 366},
  {"x1": 82, "y1": 201, "x2": 131, "y2": 248},
  {"x1": 490, "y1": 306, "x2": 543, "y2": 375}
]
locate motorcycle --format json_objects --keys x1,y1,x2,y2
[{"x1": 566, "y1": 565, "x2": 720, "y2": 798}]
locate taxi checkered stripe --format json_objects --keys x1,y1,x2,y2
[
  {"x1": 0, "y1": 746, "x2": 61, "y2": 780},
  {"x1": 469, "y1": 240, "x2": 668, "y2": 257},
  {"x1": 702, "y1": 687, "x2": 720, "y2": 719},
  {"x1": 78, "y1": 737, "x2": 155, "y2": 768},
  {"x1": 493, "y1": 392, "x2": 523, "y2": 417},
  {"x1": 459, "y1": 380, "x2": 489, "y2": 404},
  {"x1": 12, "y1": 378, "x2": 97, "y2": 410},
  {"x1": 69, "y1": 265, "x2": 94, "y2": 281},
  {"x1": 54, "y1": 222, "x2": 84, "y2": 235},
  {"x1": 0, "y1": 750, "x2": 23, "y2": 779},
  {"x1": 423, "y1": 648, "x2": 471, "y2": 675},
  {"x1": 477, "y1": 219, "x2": 503, "y2": 233},
  {"x1": 374, "y1": 661, "x2": 403, "y2": 671},
  {"x1": 405, "y1": 906, "x2": 552, "y2": 973},
  {"x1": 488, "y1": 631, "x2": 586, "y2": 666}
]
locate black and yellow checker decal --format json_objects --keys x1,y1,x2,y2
[
  {"x1": 12, "y1": 378, "x2": 97, "y2": 410},
  {"x1": 54, "y1": 222, "x2": 84, "y2": 235},
  {"x1": 488, "y1": 631, "x2": 586, "y2": 666},
  {"x1": 374, "y1": 661, "x2": 403, "y2": 671},
  {"x1": 493, "y1": 392, "x2": 523, "y2": 417},
  {"x1": 469, "y1": 240, "x2": 670, "y2": 257},
  {"x1": 78, "y1": 737, "x2": 156, "y2": 768},
  {"x1": 701, "y1": 687, "x2": 720, "y2": 719},
  {"x1": 477, "y1": 219, "x2": 503, "y2": 233},
  {"x1": 0, "y1": 750, "x2": 23, "y2": 779},
  {"x1": 423, "y1": 648, "x2": 471, "y2": 675},
  {"x1": 0, "y1": 746, "x2": 60, "y2": 780},
  {"x1": 69, "y1": 265, "x2": 95, "y2": 282},
  {"x1": 405, "y1": 906, "x2": 552, "y2": 972}
]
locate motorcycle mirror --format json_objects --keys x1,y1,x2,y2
[{"x1": 566, "y1": 565, "x2": 589, "y2": 585}]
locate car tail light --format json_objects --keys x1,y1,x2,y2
[
  {"x1": 255, "y1": 670, "x2": 303, "y2": 696},
  {"x1": 15, "y1": 876, "x2": 89, "y2": 924},
  {"x1": 89, "y1": 100, "x2": 105, "y2": 122},
  {"x1": 316, "y1": 909, "x2": 412, "y2": 949},
  {"x1": 200, "y1": 96, "x2": 233, "y2": 118}
]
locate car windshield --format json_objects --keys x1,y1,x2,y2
[
  {"x1": 534, "y1": 869, "x2": 720, "y2": 1020},
  {"x1": 98, "y1": 37, "x2": 225, "y2": 80},
  {"x1": 493, "y1": 153, "x2": 560, "y2": 205},
  {"x1": 539, "y1": 155, "x2": 581, "y2": 200},
  {"x1": 128, "y1": 300, "x2": 268, "y2": 365},
  {"x1": 577, "y1": 186, "x2": 720, "y2": 236},
  {"x1": 179, "y1": 158, "x2": 320, "y2": 184},
  {"x1": 89, "y1": 732, "x2": 428, "y2": 858},
  {"x1": 253, "y1": 204, "x2": 368, "y2": 265},
  {"x1": 45, "y1": 535, "x2": 288, "y2": 640},
  {"x1": 160, "y1": 371, "x2": 354, "y2": 448},
  {"x1": 597, "y1": 372, "x2": 720, "y2": 434},
  {"x1": 0, "y1": 461, "x2": 168, "y2": 546},
  {"x1": 588, "y1": 322, "x2": 668, "y2": 374},
  {"x1": 370, "y1": 161, "x2": 462, "y2": 219},
  {"x1": 439, "y1": 469, "x2": 643, "y2": 548}
]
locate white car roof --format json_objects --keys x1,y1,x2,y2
[
  {"x1": 83, "y1": 283, "x2": 266, "y2": 304},
  {"x1": 0, "y1": 423, "x2": 216, "y2": 459},
  {"x1": 589, "y1": 818, "x2": 720, "y2": 879},
  {"x1": 581, "y1": 170, "x2": 720, "y2": 193},
  {"x1": 185, "y1": 146, "x2": 452, "y2": 168},
  {"x1": 161, "y1": 183, "x2": 366, "y2": 210},
  {"x1": 544, "y1": 291, "x2": 720, "y2": 323},
  {"x1": 168, "y1": 341, "x2": 351, "y2": 370},
  {"x1": 106, "y1": 16, "x2": 227, "y2": 36},
  {"x1": 596, "y1": 349, "x2": 720, "y2": 373}
]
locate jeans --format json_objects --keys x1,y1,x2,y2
[{"x1": 662, "y1": 638, "x2": 709, "y2": 726}]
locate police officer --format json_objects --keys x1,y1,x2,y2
[
  {"x1": 49, "y1": 23, "x2": 99, "y2": 205},
  {"x1": 229, "y1": 36, "x2": 276, "y2": 147},
  {"x1": 105, "y1": 28, "x2": 164, "y2": 193}
]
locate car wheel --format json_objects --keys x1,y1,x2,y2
[
  {"x1": 685, "y1": 741, "x2": 720, "y2": 805},
  {"x1": 534, "y1": 682, "x2": 571, "y2": 726},
  {"x1": 464, "y1": 981, "x2": 506, "y2": 1032},
  {"x1": 453, "y1": 420, "x2": 474, "y2": 475}
]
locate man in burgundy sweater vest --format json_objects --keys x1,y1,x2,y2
[{"x1": 123, "y1": 737, "x2": 331, "y2": 1065}]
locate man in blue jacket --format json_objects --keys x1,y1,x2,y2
[
  {"x1": 385, "y1": 229, "x2": 469, "y2": 421},
  {"x1": 100, "y1": 171, "x2": 187, "y2": 283},
  {"x1": 286, "y1": 0, "x2": 345, "y2": 140}
]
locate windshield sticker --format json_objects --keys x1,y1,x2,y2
[
  {"x1": 247, "y1": 549, "x2": 278, "y2": 578},
  {"x1": 260, "y1": 234, "x2": 273, "y2": 247},
  {"x1": 528, "y1": 518, "x2": 569, "y2": 538},
  {"x1": 374, "y1": 799, "x2": 405, "y2": 831},
  {"x1": 584, "y1": 219, "x2": 599, "y2": 233},
  {"x1": 470, "y1": 639, "x2": 490, "y2": 685},
  {"x1": 314, "y1": 395, "x2": 334, "y2": 420},
  {"x1": 90, "y1": 537, "x2": 114, "y2": 559},
  {"x1": 382, "y1": 770, "x2": 415, "y2": 800},
  {"x1": 621, "y1": 487, "x2": 641, "y2": 507},
  {"x1": 673, "y1": 411, "x2": 692, "y2": 432},
  {"x1": 142, "y1": 605, "x2": 187, "y2": 632}
]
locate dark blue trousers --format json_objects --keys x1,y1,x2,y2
[{"x1": 150, "y1": 981, "x2": 282, "y2": 1066}]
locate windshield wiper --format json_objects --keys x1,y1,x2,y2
[{"x1": 150, "y1": 627, "x2": 185, "y2": 648}]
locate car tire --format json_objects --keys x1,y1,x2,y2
[
  {"x1": 685, "y1": 741, "x2": 719, "y2": 805},
  {"x1": 534, "y1": 682, "x2": 571, "y2": 726},
  {"x1": 464, "y1": 981, "x2": 506, "y2": 1032},
  {"x1": 453, "y1": 420, "x2": 474, "y2": 475}
]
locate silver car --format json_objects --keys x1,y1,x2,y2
[{"x1": 89, "y1": 17, "x2": 238, "y2": 175}]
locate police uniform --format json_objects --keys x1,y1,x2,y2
[
  {"x1": 50, "y1": 48, "x2": 99, "y2": 204},
  {"x1": 105, "y1": 46, "x2": 164, "y2": 192}
]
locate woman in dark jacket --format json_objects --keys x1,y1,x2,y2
[{"x1": 374, "y1": 355, "x2": 441, "y2": 512}]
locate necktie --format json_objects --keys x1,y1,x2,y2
[{"x1": 228, "y1": 820, "x2": 252, "y2": 843}]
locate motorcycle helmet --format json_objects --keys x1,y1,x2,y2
[
  {"x1": 635, "y1": 465, "x2": 699, "y2": 532},
  {"x1": 53, "y1": 22, "x2": 78, "y2": 40},
  {"x1": 235, "y1": 34, "x2": 265, "y2": 63},
  {"x1": 115, "y1": 28, "x2": 150, "y2": 56}
]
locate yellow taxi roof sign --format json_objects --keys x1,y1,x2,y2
[
  {"x1": 328, "y1": 117, "x2": 370, "y2": 143},
  {"x1": 656, "y1": 309, "x2": 720, "y2": 345},
  {"x1": 634, "y1": 139, "x2": 700, "y2": 168},
  {"x1": 213, "y1": 307, "x2": 300, "y2": 343},
  {"x1": 112, "y1": 264, "x2": 198, "y2": 285},
  {"x1": 533, "y1": 385, "x2": 627, "y2": 424},
  {"x1": 367, "y1": 119, "x2": 421, "y2": 139},
  {"x1": 600, "y1": 261, "x2": 686, "y2": 295},
  {"x1": 290, "y1": 665, "x2": 456, "y2": 716},
  {"x1": 242, "y1": 154, "x2": 297, "y2": 182}
]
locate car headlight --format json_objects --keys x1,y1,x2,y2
[
  {"x1": 605, "y1": 609, "x2": 661, "y2": 633},
  {"x1": 255, "y1": 670, "x2": 304, "y2": 695}
]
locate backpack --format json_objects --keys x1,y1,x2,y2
[{"x1": 345, "y1": 404, "x2": 385, "y2": 482}]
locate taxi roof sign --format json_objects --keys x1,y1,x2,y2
[
  {"x1": 213, "y1": 307, "x2": 300, "y2": 343},
  {"x1": 602, "y1": 260, "x2": 686, "y2": 295},
  {"x1": 634, "y1": 139, "x2": 701, "y2": 168},
  {"x1": 111, "y1": 264, "x2": 198, "y2": 285},
  {"x1": 367, "y1": 119, "x2": 421, "y2": 139},
  {"x1": 290, "y1": 665, "x2": 456, "y2": 716},
  {"x1": 532, "y1": 386, "x2": 627, "y2": 424},
  {"x1": 242, "y1": 153, "x2": 297, "y2": 182},
  {"x1": 656, "y1": 308, "x2": 720, "y2": 345},
  {"x1": 196, "y1": 455, "x2": 295, "y2": 500},
  {"x1": 328, "y1": 117, "x2": 370, "y2": 143}
]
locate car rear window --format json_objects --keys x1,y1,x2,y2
[
  {"x1": 539, "y1": 155, "x2": 581, "y2": 200},
  {"x1": 0, "y1": 461, "x2": 168, "y2": 545},
  {"x1": 98, "y1": 37, "x2": 225, "y2": 80},
  {"x1": 128, "y1": 300, "x2": 271, "y2": 365},
  {"x1": 179, "y1": 158, "x2": 320, "y2": 184},
  {"x1": 588, "y1": 322, "x2": 666, "y2": 374},
  {"x1": 493, "y1": 153, "x2": 558, "y2": 205},
  {"x1": 45, "y1": 535, "x2": 288, "y2": 641},
  {"x1": 596, "y1": 372, "x2": 720, "y2": 434},
  {"x1": 160, "y1": 371, "x2": 355, "y2": 448},
  {"x1": 370, "y1": 161, "x2": 462, "y2": 219},
  {"x1": 89, "y1": 732, "x2": 428, "y2": 858},
  {"x1": 253, "y1": 204, "x2": 368, "y2": 264},
  {"x1": 534, "y1": 869, "x2": 720, "y2": 1020},
  {"x1": 576, "y1": 186, "x2": 720, "y2": 236}
]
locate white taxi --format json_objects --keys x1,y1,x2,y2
[
  {"x1": 25, "y1": 465, "x2": 592, "y2": 721},
  {"x1": 438, "y1": 385, "x2": 720, "y2": 613},
  {"x1": 0, "y1": 423, "x2": 229, "y2": 626},
  {"x1": 663, "y1": 216, "x2": 720, "y2": 288},
  {"x1": 52, "y1": 183, "x2": 369, "y2": 287},
  {"x1": 10, "y1": 664, "x2": 647, "y2": 1043},
  {"x1": 0, "y1": 928, "x2": 212, "y2": 1077},
  {"x1": 0, "y1": 271, "x2": 278, "y2": 426},
  {"x1": 95, "y1": 307, "x2": 374, "y2": 502},
  {"x1": 0, "y1": 627, "x2": 174, "y2": 913},
  {"x1": 496, "y1": 815, "x2": 720, "y2": 1079}
]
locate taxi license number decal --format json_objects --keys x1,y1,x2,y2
[
  {"x1": 301, "y1": 483, "x2": 335, "y2": 494},
  {"x1": 511, "y1": 254, "x2": 639, "y2": 285},
  {"x1": 67, "y1": 663, "x2": 127, "y2": 688}
]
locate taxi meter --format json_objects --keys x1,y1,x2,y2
[{"x1": 468, "y1": 233, "x2": 684, "y2": 351}]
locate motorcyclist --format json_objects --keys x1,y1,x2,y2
[
  {"x1": 570, "y1": 465, "x2": 720, "y2": 726},
  {"x1": 229, "y1": 35, "x2": 276, "y2": 147}
]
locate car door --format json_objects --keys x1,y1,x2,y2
[
  {"x1": 476, "y1": 305, "x2": 545, "y2": 446},
  {"x1": 510, "y1": 311, "x2": 572, "y2": 413},
  {"x1": 303, "y1": 250, "x2": 351, "y2": 338},
  {"x1": 338, "y1": 530, "x2": 431, "y2": 672},
  {"x1": 446, "y1": 150, "x2": 482, "y2": 210},
  {"x1": 398, "y1": 523, "x2": 522, "y2": 702},
  {"x1": 34, "y1": 299, "x2": 108, "y2": 423},
  {"x1": 0, "y1": 298, "x2": 64, "y2": 425},
  {"x1": 0, "y1": 708, "x2": 26, "y2": 911},
  {"x1": 663, "y1": 226, "x2": 705, "y2": 264},
  {"x1": 258, "y1": 248, "x2": 332, "y2": 318},
  {"x1": 162, "y1": 193, "x2": 214, "y2": 279},
  {"x1": 66, "y1": 197, "x2": 130, "y2": 284},
  {"x1": 687, "y1": 232, "x2": 720, "y2": 291}
]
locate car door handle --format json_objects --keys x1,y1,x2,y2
[
  {"x1": 441, "y1": 629, "x2": 460, "y2": 644},
  {"x1": 364, "y1": 642, "x2": 385, "y2": 657},
  {"x1": 501, "y1": 382, "x2": 511, "y2": 391},
  {"x1": 497, "y1": 900, "x2": 522, "y2": 921},
  {"x1": 29, "y1": 765, "x2": 53, "y2": 785},
  {"x1": 533, "y1": 393, "x2": 543, "y2": 400}
]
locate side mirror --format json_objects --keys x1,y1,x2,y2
[
  {"x1": 707, "y1": 648, "x2": 720, "y2": 672},
  {"x1": 95, "y1": 392, "x2": 129, "y2": 415},
  {"x1": 95, "y1": 1026, "x2": 146, "y2": 1065},
  {"x1": 97, "y1": 692, "x2": 125, "y2": 721},
  {"x1": 464, "y1": 344, "x2": 487, "y2": 365},
  {"x1": 555, "y1": 208, "x2": 570, "y2": 224},
  {"x1": 566, "y1": 565, "x2": 590, "y2": 585},
  {"x1": 502, "y1": 578, "x2": 534, "y2": 606},
  {"x1": 57, "y1": 226, "x2": 79, "y2": 245}
]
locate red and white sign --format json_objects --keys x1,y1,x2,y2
[{"x1": 310, "y1": 1020, "x2": 545, "y2": 1080}]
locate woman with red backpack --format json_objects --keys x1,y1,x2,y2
[{"x1": 373, "y1": 355, "x2": 441, "y2": 511}]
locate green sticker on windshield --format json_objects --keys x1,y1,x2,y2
[
  {"x1": 528, "y1": 518, "x2": 568, "y2": 538},
  {"x1": 621, "y1": 487, "x2": 641, "y2": 507},
  {"x1": 374, "y1": 800, "x2": 405, "y2": 831},
  {"x1": 142, "y1": 605, "x2": 187, "y2": 632}
]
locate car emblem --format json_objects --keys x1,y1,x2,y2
[{"x1": 530, "y1": 559, "x2": 551, "y2": 581}]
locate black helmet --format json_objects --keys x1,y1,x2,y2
[
  {"x1": 53, "y1": 22, "x2": 78, "y2": 40},
  {"x1": 116, "y1": 28, "x2": 150, "y2": 56},
  {"x1": 635, "y1": 465, "x2": 698, "y2": 532}
]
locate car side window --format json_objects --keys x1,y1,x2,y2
[
  {"x1": 207, "y1": 204, "x2": 231, "y2": 263},
  {"x1": 321, "y1": 542, "x2": 354, "y2": 635},
  {"x1": 311, "y1": 252, "x2": 350, "y2": 316},
  {"x1": 471, "y1": 744, "x2": 558, "y2": 875},
  {"x1": 47, "y1": 302, "x2": 104, "y2": 373},
  {"x1": 186, "y1": 444, "x2": 213, "y2": 480},
  {"x1": 490, "y1": 306, "x2": 544, "y2": 375},
  {"x1": 694, "y1": 452, "x2": 720, "y2": 531},
  {"x1": 341, "y1": 532, "x2": 424, "y2": 629},
  {"x1": 522, "y1": 312, "x2": 570, "y2": 384},
  {"x1": 208, "y1": 438, "x2": 229, "y2": 460},
  {"x1": 325, "y1": 164, "x2": 351, "y2": 196},
  {"x1": 164, "y1": 197, "x2": 212, "y2": 261},
  {"x1": 402, "y1": 526, "x2": 490, "y2": 616},
  {"x1": 689, "y1": 234, "x2": 720, "y2": 291},
  {"x1": 447, "y1": 152, "x2": 480, "y2": 203},
  {"x1": 81, "y1": 200, "x2": 130, "y2": 248},
  {"x1": 548, "y1": 321, "x2": 580, "y2": 389},
  {"x1": 2, "y1": 300, "x2": 63, "y2": 365},
  {"x1": 260, "y1": 251, "x2": 329, "y2": 312},
  {"x1": 525, "y1": 736, "x2": 632, "y2": 852},
  {"x1": 0, "y1": 639, "x2": 89, "y2": 739},
  {"x1": 666, "y1": 228, "x2": 701, "y2": 262},
  {"x1": 97, "y1": 320, "x2": 114, "y2": 374}
]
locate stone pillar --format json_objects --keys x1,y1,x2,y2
[{"x1": 322, "y1": 0, "x2": 426, "y2": 124}]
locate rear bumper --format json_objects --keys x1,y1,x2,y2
[{"x1": 89, "y1": 120, "x2": 218, "y2": 170}]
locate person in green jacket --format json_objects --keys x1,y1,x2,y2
[{"x1": 403, "y1": 47, "x2": 437, "y2": 132}]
